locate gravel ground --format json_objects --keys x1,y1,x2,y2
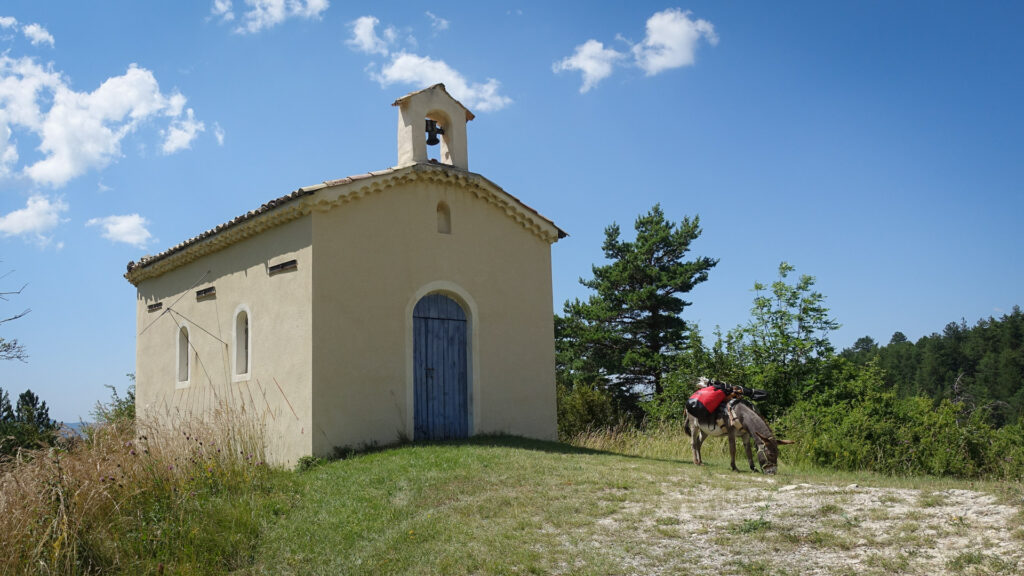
[{"x1": 585, "y1": 474, "x2": 1023, "y2": 576}]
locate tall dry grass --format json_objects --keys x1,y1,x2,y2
[
  {"x1": 0, "y1": 406, "x2": 270, "y2": 575},
  {"x1": 568, "y1": 419, "x2": 720, "y2": 461}
]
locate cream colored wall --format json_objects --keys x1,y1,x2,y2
[
  {"x1": 396, "y1": 90, "x2": 469, "y2": 170},
  {"x1": 134, "y1": 217, "x2": 314, "y2": 465},
  {"x1": 309, "y1": 178, "x2": 557, "y2": 455}
]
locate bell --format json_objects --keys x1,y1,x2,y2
[{"x1": 425, "y1": 119, "x2": 445, "y2": 146}]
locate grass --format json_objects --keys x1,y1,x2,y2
[
  {"x1": 2, "y1": 420, "x2": 1022, "y2": 575},
  {"x1": 0, "y1": 407, "x2": 278, "y2": 575}
]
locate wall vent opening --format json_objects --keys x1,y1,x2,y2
[
  {"x1": 196, "y1": 286, "x2": 216, "y2": 300},
  {"x1": 269, "y1": 259, "x2": 298, "y2": 275},
  {"x1": 147, "y1": 302, "x2": 163, "y2": 312}
]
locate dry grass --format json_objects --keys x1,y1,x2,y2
[
  {"x1": 570, "y1": 419, "x2": 698, "y2": 461},
  {"x1": 0, "y1": 406, "x2": 271, "y2": 575}
]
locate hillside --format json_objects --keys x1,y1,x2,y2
[{"x1": 243, "y1": 437, "x2": 1022, "y2": 576}]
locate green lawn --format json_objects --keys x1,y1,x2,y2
[{"x1": 229, "y1": 436, "x2": 1022, "y2": 576}]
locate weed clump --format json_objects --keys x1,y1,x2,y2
[{"x1": 0, "y1": 398, "x2": 283, "y2": 575}]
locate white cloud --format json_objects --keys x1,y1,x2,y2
[
  {"x1": 86, "y1": 213, "x2": 152, "y2": 248},
  {"x1": 552, "y1": 40, "x2": 625, "y2": 93},
  {"x1": 347, "y1": 16, "x2": 391, "y2": 55},
  {"x1": 22, "y1": 23, "x2": 54, "y2": 47},
  {"x1": 553, "y1": 8, "x2": 717, "y2": 93},
  {"x1": 211, "y1": 0, "x2": 235, "y2": 22},
  {"x1": 0, "y1": 194, "x2": 68, "y2": 245},
  {"x1": 348, "y1": 15, "x2": 507, "y2": 113},
  {"x1": 162, "y1": 108, "x2": 205, "y2": 154},
  {"x1": 233, "y1": 0, "x2": 329, "y2": 34},
  {"x1": 425, "y1": 11, "x2": 449, "y2": 33},
  {"x1": 631, "y1": 8, "x2": 717, "y2": 76},
  {"x1": 214, "y1": 122, "x2": 225, "y2": 145},
  {"x1": 0, "y1": 55, "x2": 203, "y2": 188},
  {"x1": 0, "y1": 124, "x2": 19, "y2": 177},
  {"x1": 374, "y1": 53, "x2": 512, "y2": 112},
  {"x1": 292, "y1": 0, "x2": 329, "y2": 19},
  {"x1": 0, "y1": 16, "x2": 17, "y2": 29}
]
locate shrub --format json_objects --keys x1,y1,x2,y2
[
  {"x1": 556, "y1": 382, "x2": 618, "y2": 440},
  {"x1": 91, "y1": 374, "x2": 136, "y2": 425},
  {"x1": 296, "y1": 454, "x2": 325, "y2": 472},
  {"x1": 776, "y1": 359, "x2": 1023, "y2": 478}
]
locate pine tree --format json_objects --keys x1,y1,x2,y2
[{"x1": 556, "y1": 205, "x2": 717, "y2": 412}]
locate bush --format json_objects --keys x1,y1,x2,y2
[
  {"x1": 556, "y1": 382, "x2": 619, "y2": 440},
  {"x1": 91, "y1": 374, "x2": 136, "y2": 425},
  {"x1": 776, "y1": 359, "x2": 1024, "y2": 478}
]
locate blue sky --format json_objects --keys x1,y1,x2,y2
[{"x1": 0, "y1": 2, "x2": 1021, "y2": 422}]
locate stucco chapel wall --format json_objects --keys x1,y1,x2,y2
[
  {"x1": 309, "y1": 174, "x2": 557, "y2": 455},
  {"x1": 134, "y1": 217, "x2": 314, "y2": 464}
]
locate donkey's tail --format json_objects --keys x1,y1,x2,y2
[{"x1": 683, "y1": 418, "x2": 692, "y2": 437}]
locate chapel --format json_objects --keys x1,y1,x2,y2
[{"x1": 125, "y1": 84, "x2": 565, "y2": 463}]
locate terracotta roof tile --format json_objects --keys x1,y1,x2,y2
[{"x1": 125, "y1": 163, "x2": 564, "y2": 279}]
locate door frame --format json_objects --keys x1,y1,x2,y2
[{"x1": 405, "y1": 281, "x2": 478, "y2": 440}]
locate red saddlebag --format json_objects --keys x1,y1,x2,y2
[{"x1": 686, "y1": 386, "x2": 726, "y2": 419}]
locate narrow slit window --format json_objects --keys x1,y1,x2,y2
[
  {"x1": 196, "y1": 286, "x2": 216, "y2": 301},
  {"x1": 437, "y1": 201, "x2": 451, "y2": 234},
  {"x1": 269, "y1": 259, "x2": 298, "y2": 275},
  {"x1": 177, "y1": 326, "x2": 190, "y2": 384},
  {"x1": 147, "y1": 302, "x2": 163, "y2": 312},
  {"x1": 234, "y1": 309, "x2": 250, "y2": 377}
]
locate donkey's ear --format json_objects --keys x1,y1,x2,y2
[
  {"x1": 777, "y1": 439, "x2": 796, "y2": 445},
  {"x1": 754, "y1": 431, "x2": 772, "y2": 444}
]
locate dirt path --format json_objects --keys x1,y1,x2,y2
[{"x1": 589, "y1": 474, "x2": 1022, "y2": 575}]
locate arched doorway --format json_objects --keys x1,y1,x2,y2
[{"x1": 413, "y1": 293, "x2": 469, "y2": 440}]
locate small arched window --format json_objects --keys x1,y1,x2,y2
[
  {"x1": 234, "y1": 308, "x2": 250, "y2": 379},
  {"x1": 437, "y1": 201, "x2": 451, "y2": 234},
  {"x1": 177, "y1": 326, "x2": 190, "y2": 385}
]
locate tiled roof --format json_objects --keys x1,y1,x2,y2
[
  {"x1": 124, "y1": 163, "x2": 565, "y2": 283},
  {"x1": 392, "y1": 83, "x2": 475, "y2": 121}
]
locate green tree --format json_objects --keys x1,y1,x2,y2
[
  {"x1": 646, "y1": 326, "x2": 748, "y2": 421},
  {"x1": 730, "y1": 262, "x2": 840, "y2": 417},
  {"x1": 0, "y1": 387, "x2": 59, "y2": 455},
  {"x1": 841, "y1": 336, "x2": 879, "y2": 365},
  {"x1": 556, "y1": 205, "x2": 717, "y2": 413},
  {"x1": 0, "y1": 388, "x2": 13, "y2": 422},
  {"x1": 889, "y1": 331, "x2": 908, "y2": 344}
]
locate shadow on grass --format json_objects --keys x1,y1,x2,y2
[{"x1": 327, "y1": 434, "x2": 693, "y2": 467}]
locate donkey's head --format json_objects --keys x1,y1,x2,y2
[{"x1": 752, "y1": 431, "x2": 795, "y2": 475}]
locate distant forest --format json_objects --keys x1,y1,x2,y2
[{"x1": 840, "y1": 306, "x2": 1024, "y2": 426}]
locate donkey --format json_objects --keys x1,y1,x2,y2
[{"x1": 684, "y1": 397, "x2": 794, "y2": 474}]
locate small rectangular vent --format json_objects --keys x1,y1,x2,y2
[
  {"x1": 147, "y1": 302, "x2": 163, "y2": 312},
  {"x1": 196, "y1": 286, "x2": 216, "y2": 300},
  {"x1": 269, "y1": 259, "x2": 298, "y2": 276}
]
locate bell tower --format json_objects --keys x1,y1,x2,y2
[{"x1": 392, "y1": 84, "x2": 475, "y2": 170}]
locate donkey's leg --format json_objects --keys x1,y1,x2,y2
[
  {"x1": 742, "y1": 434, "x2": 756, "y2": 471},
  {"x1": 728, "y1": 428, "x2": 739, "y2": 471},
  {"x1": 690, "y1": 422, "x2": 704, "y2": 466}
]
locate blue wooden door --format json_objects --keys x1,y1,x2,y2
[{"x1": 413, "y1": 293, "x2": 468, "y2": 440}]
